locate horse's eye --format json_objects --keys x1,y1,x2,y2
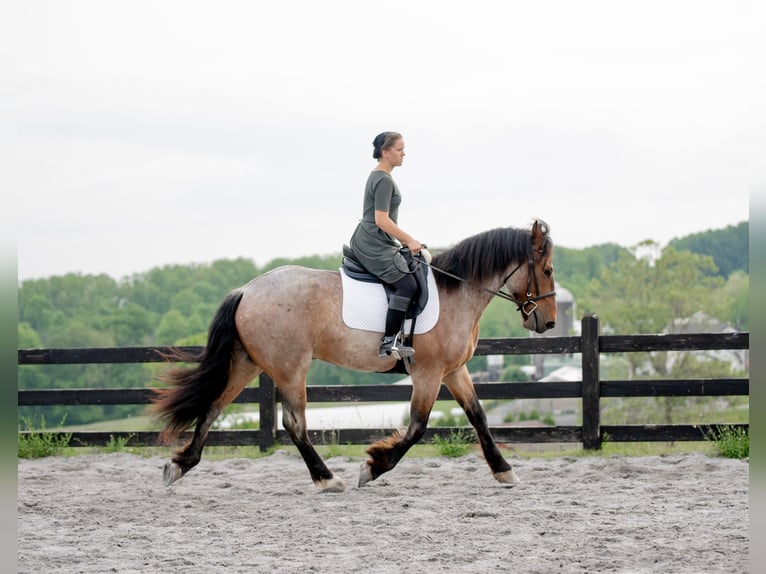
[{"x1": 544, "y1": 268, "x2": 552, "y2": 277}]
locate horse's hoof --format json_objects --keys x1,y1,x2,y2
[
  {"x1": 494, "y1": 468, "x2": 521, "y2": 486},
  {"x1": 358, "y1": 461, "x2": 374, "y2": 488},
  {"x1": 163, "y1": 462, "x2": 183, "y2": 486},
  {"x1": 317, "y1": 475, "x2": 346, "y2": 493}
]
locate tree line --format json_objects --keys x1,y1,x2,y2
[{"x1": 18, "y1": 221, "x2": 748, "y2": 425}]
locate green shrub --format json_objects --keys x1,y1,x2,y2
[
  {"x1": 705, "y1": 425, "x2": 749, "y2": 459},
  {"x1": 18, "y1": 415, "x2": 72, "y2": 458},
  {"x1": 432, "y1": 429, "x2": 473, "y2": 458},
  {"x1": 103, "y1": 433, "x2": 136, "y2": 453}
]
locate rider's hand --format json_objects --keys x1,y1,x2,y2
[{"x1": 406, "y1": 239, "x2": 423, "y2": 254}]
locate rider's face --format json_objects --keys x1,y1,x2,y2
[{"x1": 383, "y1": 139, "x2": 405, "y2": 167}]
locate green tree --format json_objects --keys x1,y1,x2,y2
[
  {"x1": 581, "y1": 242, "x2": 729, "y2": 424},
  {"x1": 18, "y1": 294, "x2": 55, "y2": 333},
  {"x1": 156, "y1": 310, "x2": 192, "y2": 344},
  {"x1": 479, "y1": 297, "x2": 531, "y2": 339},
  {"x1": 711, "y1": 270, "x2": 749, "y2": 331},
  {"x1": 262, "y1": 253, "x2": 341, "y2": 273},
  {"x1": 581, "y1": 242, "x2": 724, "y2": 336},
  {"x1": 170, "y1": 288, "x2": 203, "y2": 316},
  {"x1": 553, "y1": 243, "x2": 628, "y2": 298},
  {"x1": 105, "y1": 303, "x2": 158, "y2": 346},
  {"x1": 669, "y1": 221, "x2": 748, "y2": 276},
  {"x1": 18, "y1": 322, "x2": 41, "y2": 348}
]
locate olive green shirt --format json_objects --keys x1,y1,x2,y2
[{"x1": 349, "y1": 170, "x2": 408, "y2": 283}]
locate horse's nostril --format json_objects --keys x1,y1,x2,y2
[{"x1": 546, "y1": 321, "x2": 556, "y2": 330}]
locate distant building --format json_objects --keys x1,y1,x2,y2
[
  {"x1": 664, "y1": 311, "x2": 748, "y2": 373},
  {"x1": 531, "y1": 284, "x2": 577, "y2": 380},
  {"x1": 525, "y1": 290, "x2": 746, "y2": 380}
]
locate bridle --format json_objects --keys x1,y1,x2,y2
[
  {"x1": 493, "y1": 255, "x2": 557, "y2": 318},
  {"x1": 424, "y1": 250, "x2": 556, "y2": 319}
]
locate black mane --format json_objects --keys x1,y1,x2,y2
[{"x1": 430, "y1": 225, "x2": 550, "y2": 291}]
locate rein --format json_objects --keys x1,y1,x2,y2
[{"x1": 423, "y1": 256, "x2": 556, "y2": 318}]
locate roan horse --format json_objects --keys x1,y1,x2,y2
[{"x1": 151, "y1": 220, "x2": 556, "y2": 491}]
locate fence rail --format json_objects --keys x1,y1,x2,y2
[{"x1": 18, "y1": 314, "x2": 749, "y2": 450}]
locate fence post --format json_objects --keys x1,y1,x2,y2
[
  {"x1": 258, "y1": 373, "x2": 277, "y2": 452},
  {"x1": 581, "y1": 313, "x2": 601, "y2": 450}
]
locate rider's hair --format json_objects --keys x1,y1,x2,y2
[{"x1": 372, "y1": 132, "x2": 402, "y2": 159}]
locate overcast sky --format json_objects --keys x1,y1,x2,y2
[{"x1": 12, "y1": 1, "x2": 758, "y2": 282}]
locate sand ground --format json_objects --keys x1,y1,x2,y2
[{"x1": 18, "y1": 451, "x2": 749, "y2": 573}]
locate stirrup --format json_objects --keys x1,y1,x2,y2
[{"x1": 378, "y1": 334, "x2": 415, "y2": 360}]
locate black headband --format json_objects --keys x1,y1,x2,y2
[{"x1": 373, "y1": 132, "x2": 390, "y2": 149}]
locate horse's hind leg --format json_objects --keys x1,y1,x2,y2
[
  {"x1": 443, "y1": 365, "x2": 520, "y2": 485},
  {"x1": 279, "y1": 377, "x2": 345, "y2": 492},
  {"x1": 164, "y1": 344, "x2": 260, "y2": 485},
  {"x1": 164, "y1": 407, "x2": 221, "y2": 485}
]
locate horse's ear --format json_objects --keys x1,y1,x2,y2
[{"x1": 530, "y1": 219, "x2": 549, "y2": 250}]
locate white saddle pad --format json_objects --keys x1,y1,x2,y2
[{"x1": 340, "y1": 267, "x2": 440, "y2": 334}]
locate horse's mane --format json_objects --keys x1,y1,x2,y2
[{"x1": 430, "y1": 224, "x2": 551, "y2": 291}]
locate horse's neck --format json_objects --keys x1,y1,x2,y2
[{"x1": 438, "y1": 282, "x2": 496, "y2": 328}]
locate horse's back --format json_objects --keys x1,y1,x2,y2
[
  {"x1": 237, "y1": 265, "x2": 341, "y2": 332},
  {"x1": 244, "y1": 265, "x2": 339, "y2": 296},
  {"x1": 234, "y1": 264, "x2": 391, "y2": 371}
]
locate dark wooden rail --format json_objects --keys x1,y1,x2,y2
[{"x1": 18, "y1": 314, "x2": 749, "y2": 450}]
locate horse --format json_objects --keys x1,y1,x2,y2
[{"x1": 150, "y1": 219, "x2": 557, "y2": 492}]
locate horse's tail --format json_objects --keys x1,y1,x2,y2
[{"x1": 150, "y1": 288, "x2": 245, "y2": 443}]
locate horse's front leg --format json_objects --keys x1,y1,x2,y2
[
  {"x1": 359, "y1": 373, "x2": 441, "y2": 487},
  {"x1": 281, "y1": 392, "x2": 346, "y2": 493},
  {"x1": 443, "y1": 366, "x2": 520, "y2": 485}
]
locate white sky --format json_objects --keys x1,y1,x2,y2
[{"x1": 10, "y1": 0, "x2": 759, "y2": 281}]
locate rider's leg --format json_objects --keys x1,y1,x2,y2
[{"x1": 379, "y1": 273, "x2": 418, "y2": 358}]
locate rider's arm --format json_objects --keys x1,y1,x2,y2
[{"x1": 374, "y1": 210, "x2": 422, "y2": 254}]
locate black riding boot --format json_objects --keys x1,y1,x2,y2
[{"x1": 379, "y1": 295, "x2": 414, "y2": 359}]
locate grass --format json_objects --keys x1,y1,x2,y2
[
  {"x1": 22, "y1": 436, "x2": 731, "y2": 461},
  {"x1": 197, "y1": 440, "x2": 719, "y2": 461},
  {"x1": 431, "y1": 428, "x2": 474, "y2": 458},
  {"x1": 26, "y1": 395, "x2": 747, "y2": 461},
  {"x1": 600, "y1": 396, "x2": 749, "y2": 426},
  {"x1": 62, "y1": 414, "x2": 157, "y2": 432},
  {"x1": 18, "y1": 415, "x2": 73, "y2": 458},
  {"x1": 703, "y1": 425, "x2": 749, "y2": 459},
  {"x1": 103, "y1": 433, "x2": 136, "y2": 453}
]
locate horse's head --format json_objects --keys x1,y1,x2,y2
[{"x1": 507, "y1": 220, "x2": 557, "y2": 334}]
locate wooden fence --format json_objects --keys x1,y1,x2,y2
[{"x1": 18, "y1": 314, "x2": 749, "y2": 451}]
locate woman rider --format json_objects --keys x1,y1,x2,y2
[{"x1": 349, "y1": 132, "x2": 423, "y2": 358}]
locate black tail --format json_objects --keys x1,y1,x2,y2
[{"x1": 150, "y1": 289, "x2": 245, "y2": 442}]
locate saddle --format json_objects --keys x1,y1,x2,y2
[{"x1": 341, "y1": 245, "x2": 430, "y2": 320}]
